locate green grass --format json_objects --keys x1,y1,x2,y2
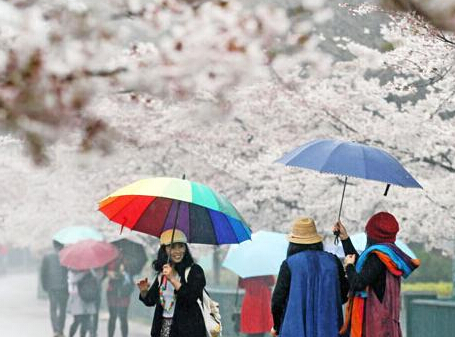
[{"x1": 402, "y1": 282, "x2": 452, "y2": 297}]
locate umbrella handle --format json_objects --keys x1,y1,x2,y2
[{"x1": 333, "y1": 230, "x2": 341, "y2": 245}]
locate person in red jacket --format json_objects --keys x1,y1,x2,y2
[{"x1": 238, "y1": 275, "x2": 274, "y2": 337}]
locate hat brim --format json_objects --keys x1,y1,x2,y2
[
  {"x1": 287, "y1": 234, "x2": 323, "y2": 244},
  {"x1": 160, "y1": 237, "x2": 187, "y2": 246}
]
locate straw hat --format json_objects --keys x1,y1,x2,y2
[
  {"x1": 288, "y1": 217, "x2": 323, "y2": 244},
  {"x1": 160, "y1": 229, "x2": 188, "y2": 246}
]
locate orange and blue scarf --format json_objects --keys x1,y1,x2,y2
[{"x1": 340, "y1": 243, "x2": 420, "y2": 337}]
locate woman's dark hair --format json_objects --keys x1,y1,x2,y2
[
  {"x1": 366, "y1": 236, "x2": 379, "y2": 249},
  {"x1": 286, "y1": 242, "x2": 323, "y2": 258},
  {"x1": 152, "y1": 243, "x2": 194, "y2": 275},
  {"x1": 52, "y1": 240, "x2": 64, "y2": 251}
]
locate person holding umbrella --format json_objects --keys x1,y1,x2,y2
[
  {"x1": 99, "y1": 177, "x2": 252, "y2": 336},
  {"x1": 222, "y1": 231, "x2": 286, "y2": 337},
  {"x1": 334, "y1": 212, "x2": 420, "y2": 337},
  {"x1": 136, "y1": 229, "x2": 206, "y2": 337},
  {"x1": 40, "y1": 240, "x2": 69, "y2": 337},
  {"x1": 67, "y1": 268, "x2": 98, "y2": 337},
  {"x1": 59, "y1": 239, "x2": 119, "y2": 337},
  {"x1": 106, "y1": 254, "x2": 134, "y2": 337},
  {"x1": 271, "y1": 217, "x2": 349, "y2": 337}
]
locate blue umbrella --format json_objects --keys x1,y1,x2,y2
[
  {"x1": 53, "y1": 226, "x2": 104, "y2": 245},
  {"x1": 276, "y1": 139, "x2": 421, "y2": 189},
  {"x1": 276, "y1": 139, "x2": 422, "y2": 241},
  {"x1": 222, "y1": 231, "x2": 288, "y2": 278}
]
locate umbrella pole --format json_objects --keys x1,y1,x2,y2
[
  {"x1": 167, "y1": 199, "x2": 182, "y2": 264},
  {"x1": 167, "y1": 174, "x2": 186, "y2": 264},
  {"x1": 163, "y1": 199, "x2": 181, "y2": 289},
  {"x1": 166, "y1": 174, "x2": 186, "y2": 265},
  {"x1": 334, "y1": 176, "x2": 348, "y2": 245},
  {"x1": 337, "y1": 176, "x2": 348, "y2": 220}
]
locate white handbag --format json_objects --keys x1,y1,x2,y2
[{"x1": 185, "y1": 267, "x2": 222, "y2": 337}]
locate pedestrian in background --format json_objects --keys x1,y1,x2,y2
[
  {"x1": 67, "y1": 269, "x2": 98, "y2": 337},
  {"x1": 271, "y1": 217, "x2": 349, "y2": 337},
  {"x1": 40, "y1": 240, "x2": 69, "y2": 337},
  {"x1": 107, "y1": 256, "x2": 134, "y2": 337},
  {"x1": 92, "y1": 267, "x2": 106, "y2": 337},
  {"x1": 238, "y1": 275, "x2": 274, "y2": 337}
]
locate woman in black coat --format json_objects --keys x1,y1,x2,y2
[{"x1": 137, "y1": 229, "x2": 206, "y2": 337}]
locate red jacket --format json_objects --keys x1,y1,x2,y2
[{"x1": 239, "y1": 276, "x2": 274, "y2": 334}]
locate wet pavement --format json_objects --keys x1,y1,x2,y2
[{"x1": 0, "y1": 272, "x2": 150, "y2": 337}]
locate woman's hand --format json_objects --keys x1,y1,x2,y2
[
  {"x1": 162, "y1": 264, "x2": 174, "y2": 278},
  {"x1": 136, "y1": 277, "x2": 150, "y2": 297},
  {"x1": 107, "y1": 270, "x2": 117, "y2": 279},
  {"x1": 270, "y1": 327, "x2": 278, "y2": 337},
  {"x1": 344, "y1": 254, "x2": 356, "y2": 269},
  {"x1": 333, "y1": 220, "x2": 349, "y2": 240},
  {"x1": 162, "y1": 264, "x2": 182, "y2": 291}
]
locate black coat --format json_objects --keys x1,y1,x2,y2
[
  {"x1": 342, "y1": 237, "x2": 387, "y2": 301},
  {"x1": 139, "y1": 263, "x2": 206, "y2": 337}
]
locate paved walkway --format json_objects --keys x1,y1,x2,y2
[{"x1": 0, "y1": 272, "x2": 150, "y2": 337}]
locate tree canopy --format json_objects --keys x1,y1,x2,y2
[{"x1": 1, "y1": 1, "x2": 454, "y2": 254}]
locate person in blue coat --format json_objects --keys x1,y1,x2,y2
[{"x1": 271, "y1": 217, "x2": 349, "y2": 337}]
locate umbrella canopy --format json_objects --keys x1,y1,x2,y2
[
  {"x1": 98, "y1": 177, "x2": 251, "y2": 245},
  {"x1": 276, "y1": 139, "x2": 422, "y2": 188},
  {"x1": 59, "y1": 239, "x2": 119, "y2": 271},
  {"x1": 222, "y1": 231, "x2": 288, "y2": 278},
  {"x1": 53, "y1": 226, "x2": 104, "y2": 245},
  {"x1": 276, "y1": 139, "x2": 423, "y2": 243},
  {"x1": 111, "y1": 238, "x2": 147, "y2": 275},
  {"x1": 325, "y1": 232, "x2": 416, "y2": 259}
]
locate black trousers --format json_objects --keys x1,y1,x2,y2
[
  {"x1": 69, "y1": 314, "x2": 92, "y2": 337},
  {"x1": 48, "y1": 290, "x2": 68, "y2": 334},
  {"x1": 108, "y1": 306, "x2": 129, "y2": 337},
  {"x1": 92, "y1": 297, "x2": 101, "y2": 337}
]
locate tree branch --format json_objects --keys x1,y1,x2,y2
[
  {"x1": 422, "y1": 156, "x2": 455, "y2": 173},
  {"x1": 322, "y1": 108, "x2": 359, "y2": 133},
  {"x1": 436, "y1": 32, "x2": 455, "y2": 47}
]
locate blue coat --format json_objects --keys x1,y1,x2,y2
[{"x1": 280, "y1": 251, "x2": 344, "y2": 337}]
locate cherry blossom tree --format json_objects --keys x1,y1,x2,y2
[
  {"x1": 1, "y1": 0, "x2": 454, "y2": 258},
  {"x1": 379, "y1": 0, "x2": 455, "y2": 32},
  {"x1": 1, "y1": 0, "x2": 326, "y2": 163}
]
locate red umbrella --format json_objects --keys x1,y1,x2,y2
[{"x1": 59, "y1": 239, "x2": 119, "y2": 270}]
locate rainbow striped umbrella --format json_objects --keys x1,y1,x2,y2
[{"x1": 98, "y1": 177, "x2": 251, "y2": 245}]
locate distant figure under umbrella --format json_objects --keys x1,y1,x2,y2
[
  {"x1": 67, "y1": 269, "x2": 99, "y2": 337},
  {"x1": 92, "y1": 267, "x2": 106, "y2": 337},
  {"x1": 239, "y1": 276, "x2": 274, "y2": 337},
  {"x1": 334, "y1": 212, "x2": 420, "y2": 337},
  {"x1": 106, "y1": 255, "x2": 134, "y2": 337},
  {"x1": 40, "y1": 240, "x2": 69, "y2": 337},
  {"x1": 271, "y1": 217, "x2": 349, "y2": 337},
  {"x1": 59, "y1": 240, "x2": 119, "y2": 337}
]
